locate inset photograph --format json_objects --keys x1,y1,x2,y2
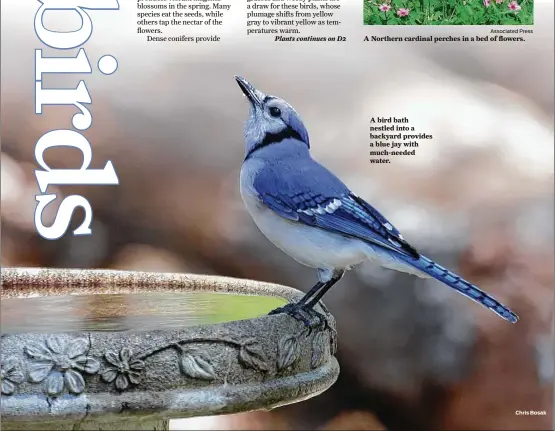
[{"x1": 363, "y1": 0, "x2": 533, "y2": 25}]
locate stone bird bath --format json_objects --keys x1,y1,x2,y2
[{"x1": 1, "y1": 268, "x2": 339, "y2": 430}]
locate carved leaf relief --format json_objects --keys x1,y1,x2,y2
[
  {"x1": 180, "y1": 350, "x2": 217, "y2": 381},
  {"x1": 277, "y1": 335, "x2": 301, "y2": 371},
  {"x1": 239, "y1": 339, "x2": 269, "y2": 372}
]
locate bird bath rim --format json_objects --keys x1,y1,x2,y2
[
  {"x1": 1, "y1": 267, "x2": 306, "y2": 301},
  {"x1": 0, "y1": 267, "x2": 339, "y2": 429}
]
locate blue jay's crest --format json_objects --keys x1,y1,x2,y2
[
  {"x1": 235, "y1": 76, "x2": 309, "y2": 159},
  {"x1": 237, "y1": 75, "x2": 518, "y2": 324}
]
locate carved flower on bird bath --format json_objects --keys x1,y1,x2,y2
[
  {"x1": 24, "y1": 336, "x2": 100, "y2": 396},
  {"x1": 1, "y1": 357, "x2": 25, "y2": 395},
  {"x1": 100, "y1": 347, "x2": 145, "y2": 391}
]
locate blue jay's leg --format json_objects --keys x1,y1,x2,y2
[
  {"x1": 267, "y1": 281, "x2": 324, "y2": 318},
  {"x1": 268, "y1": 282, "x2": 328, "y2": 330},
  {"x1": 268, "y1": 269, "x2": 344, "y2": 330},
  {"x1": 305, "y1": 270, "x2": 345, "y2": 309},
  {"x1": 297, "y1": 281, "x2": 325, "y2": 304}
]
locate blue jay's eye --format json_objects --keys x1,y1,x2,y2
[{"x1": 269, "y1": 107, "x2": 281, "y2": 117}]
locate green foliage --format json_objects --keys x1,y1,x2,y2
[{"x1": 363, "y1": 0, "x2": 533, "y2": 25}]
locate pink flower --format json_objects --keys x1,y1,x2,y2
[
  {"x1": 508, "y1": 1, "x2": 521, "y2": 11},
  {"x1": 379, "y1": 3, "x2": 391, "y2": 12},
  {"x1": 484, "y1": 0, "x2": 491, "y2": 7},
  {"x1": 495, "y1": 0, "x2": 503, "y2": 3},
  {"x1": 397, "y1": 8, "x2": 410, "y2": 16}
]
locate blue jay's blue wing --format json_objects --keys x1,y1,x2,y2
[{"x1": 253, "y1": 155, "x2": 420, "y2": 259}]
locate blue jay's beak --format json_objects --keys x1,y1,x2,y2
[{"x1": 235, "y1": 75, "x2": 264, "y2": 108}]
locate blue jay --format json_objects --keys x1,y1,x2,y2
[{"x1": 235, "y1": 76, "x2": 518, "y2": 325}]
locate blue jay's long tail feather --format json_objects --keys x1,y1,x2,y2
[{"x1": 401, "y1": 254, "x2": 519, "y2": 323}]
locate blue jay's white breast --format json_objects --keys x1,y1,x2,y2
[{"x1": 240, "y1": 158, "x2": 370, "y2": 272}]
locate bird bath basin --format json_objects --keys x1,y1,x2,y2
[{"x1": 1, "y1": 268, "x2": 339, "y2": 430}]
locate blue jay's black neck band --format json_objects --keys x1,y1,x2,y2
[{"x1": 245, "y1": 127, "x2": 305, "y2": 160}]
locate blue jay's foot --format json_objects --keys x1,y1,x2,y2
[{"x1": 269, "y1": 303, "x2": 329, "y2": 332}]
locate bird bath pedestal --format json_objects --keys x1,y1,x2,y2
[{"x1": 1, "y1": 268, "x2": 339, "y2": 430}]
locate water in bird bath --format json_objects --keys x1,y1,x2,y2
[{"x1": 1, "y1": 292, "x2": 286, "y2": 333}]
